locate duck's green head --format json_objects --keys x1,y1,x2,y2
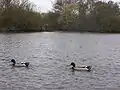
[
  {"x1": 70, "y1": 62, "x2": 76, "y2": 68},
  {"x1": 11, "y1": 59, "x2": 16, "y2": 66}
]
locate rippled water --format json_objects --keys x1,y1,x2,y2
[{"x1": 0, "y1": 32, "x2": 120, "y2": 90}]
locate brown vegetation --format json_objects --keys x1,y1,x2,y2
[{"x1": 0, "y1": 0, "x2": 120, "y2": 33}]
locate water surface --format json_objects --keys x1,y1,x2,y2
[{"x1": 0, "y1": 32, "x2": 120, "y2": 90}]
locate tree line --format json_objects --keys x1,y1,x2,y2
[
  {"x1": 0, "y1": 0, "x2": 42, "y2": 32},
  {"x1": 0, "y1": 0, "x2": 120, "y2": 33}
]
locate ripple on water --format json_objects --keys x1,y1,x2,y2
[{"x1": 1, "y1": 33, "x2": 120, "y2": 90}]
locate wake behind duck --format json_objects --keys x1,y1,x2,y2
[{"x1": 11, "y1": 59, "x2": 29, "y2": 67}]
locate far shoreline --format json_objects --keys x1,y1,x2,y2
[{"x1": 1, "y1": 28, "x2": 120, "y2": 34}]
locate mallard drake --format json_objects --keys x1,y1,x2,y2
[
  {"x1": 70, "y1": 62, "x2": 91, "y2": 71},
  {"x1": 11, "y1": 59, "x2": 29, "y2": 67}
]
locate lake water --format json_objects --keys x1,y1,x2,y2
[{"x1": 0, "y1": 32, "x2": 120, "y2": 90}]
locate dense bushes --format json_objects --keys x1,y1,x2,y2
[
  {"x1": 0, "y1": 0, "x2": 42, "y2": 32},
  {"x1": 52, "y1": 0, "x2": 120, "y2": 33},
  {"x1": 0, "y1": 0, "x2": 120, "y2": 33}
]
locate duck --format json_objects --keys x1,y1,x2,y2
[
  {"x1": 11, "y1": 59, "x2": 29, "y2": 67},
  {"x1": 69, "y1": 62, "x2": 91, "y2": 71}
]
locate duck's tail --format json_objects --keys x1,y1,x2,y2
[
  {"x1": 25, "y1": 62, "x2": 29, "y2": 67},
  {"x1": 86, "y1": 66, "x2": 92, "y2": 71}
]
